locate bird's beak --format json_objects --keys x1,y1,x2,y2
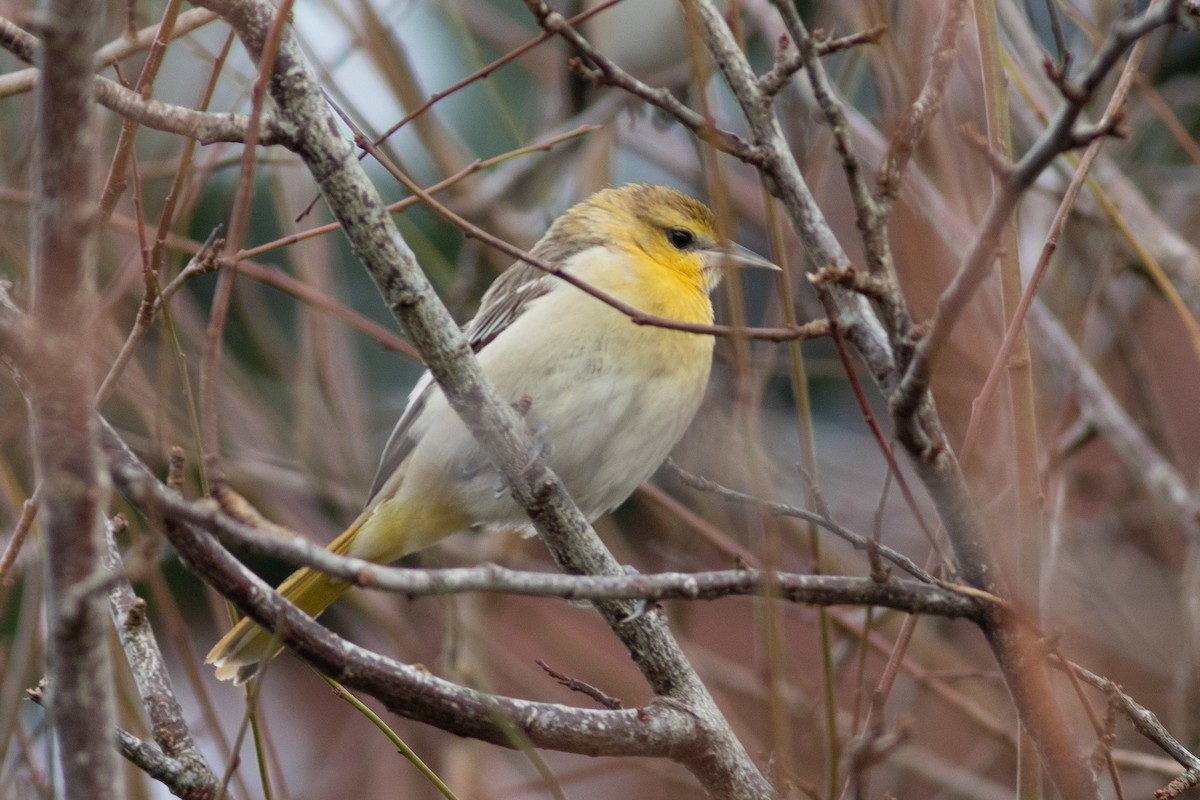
[{"x1": 701, "y1": 242, "x2": 781, "y2": 272}]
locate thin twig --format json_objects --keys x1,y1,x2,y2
[
  {"x1": 537, "y1": 661, "x2": 623, "y2": 710},
  {"x1": 0, "y1": 497, "x2": 39, "y2": 589},
  {"x1": 666, "y1": 461, "x2": 939, "y2": 585},
  {"x1": 760, "y1": 24, "x2": 889, "y2": 98},
  {"x1": 524, "y1": 0, "x2": 761, "y2": 164}
]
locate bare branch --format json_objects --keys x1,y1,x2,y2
[
  {"x1": 875, "y1": 0, "x2": 970, "y2": 208},
  {"x1": 760, "y1": 24, "x2": 889, "y2": 99},
  {"x1": 524, "y1": 0, "x2": 762, "y2": 164},
  {"x1": 111, "y1": 455, "x2": 983, "y2": 618},
  {"x1": 0, "y1": 8, "x2": 218, "y2": 98},
  {"x1": 105, "y1": 523, "x2": 222, "y2": 799},
  {"x1": 0, "y1": 15, "x2": 290, "y2": 144}
]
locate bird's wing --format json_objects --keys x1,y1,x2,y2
[
  {"x1": 364, "y1": 260, "x2": 556, "y2": 504},
  {"x1": 462, "y1": 262, "x2": 553, "y2": 352}
]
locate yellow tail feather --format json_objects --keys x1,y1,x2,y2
[{"x1": 206, "y1": 518, "x2": 364, "y2": 684}]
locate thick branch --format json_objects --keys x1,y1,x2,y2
[
  {"x1": 105, "y1": 524, "x2": 221, "y2": 799},
  {"x1": 27, "y1": 0, "x2": 120, "y2": 795}
]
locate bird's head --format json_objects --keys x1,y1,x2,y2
[{"x1": 542, "y1": 184, "x2": 777, "y2": 295}]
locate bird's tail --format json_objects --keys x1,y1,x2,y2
[{"x1": 206, "y1": 518, "x2": 364, "y2": 684}]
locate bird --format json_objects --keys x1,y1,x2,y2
[{"x1": 207, "y1": 183, "x2": 778, "y2": 683}]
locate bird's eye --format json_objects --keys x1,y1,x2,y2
[{"x1": 666, "y1": 227, "x2": 695, "y2": 250}]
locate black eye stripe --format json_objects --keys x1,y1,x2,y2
[{"x1": 666, "y1": 227, "x2": 695, "y2": 250}]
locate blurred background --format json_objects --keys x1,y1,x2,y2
[{"x1": 2, "y1": 0, "x2": 1200, "y2": 797}]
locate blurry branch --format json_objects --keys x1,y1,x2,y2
[
  {"x1": 0, "y1": 184, "x2": 417, "y2": 357},
  {"x1": 666, "y1": 461, "x2": 938, "y2": 583},
  {"x1": 247, "y1": 123, "x2": 599, "y2": 261},
  {"x1": 873, "y1": 2, "x2": 967, "y2": 213},
  {"x1": 0, "y1": 7, "x2": 218, "y2": 97},
  {"x1": 96, "y1": 228, "x2": 224, "y2": 405},
  {"x1": 96, "y1": 0, "x2": 188, "y2": 224},
  {"x1": 22, "y1": 0, "x2": 120, "y2": 795},
  {"x1": 1029, "y1": 303, "x2": 1200, "y2": 539},
  {"x1": 195, "y1": 0, "x2": 291, "y2": 485},
  {"x1": 318, "y1": 675, "x2": 462, "y2": 800},
  {"x1": 524, "y1": 0, "x2": 762, "y2": 164},
  {"x1": 0, "y1": 16, "x2": 289, "y2": 144},
  {"x1": 0, "y1": 497, "x2": 37, "y2": 589},
  {"x1": 960, "y1": 38, "x2": 1149, "y2": 460},
  {"x1": 104, "y1": 520, "x2": 222, "y2": 800},
  {"x1": 368, "y1": 0, "x2": 623, "y2": 158},
  {"x1": 894, "y1": 0, "x2": 1183, "y2": 413}
]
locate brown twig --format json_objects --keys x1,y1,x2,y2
[
  {"x1": 874, "y1": 0, "x2": 969, "y2": 210},
  {"x1": 537, "y1": 660, "x2": 623, "y2": 710},
  {"x1": 760, "y1": 24, "x2": 889, "y2": 98},
  {"x1": 524, "y1": 0, "x2": 762, "y2": 165},
  {"x1": 0, "y1": 497, "x2": 39, "y2": 589},
  {"x1": 197, "y1": 0, "x2": 294, "y2": 484},
  {"x1": 95, "y1": 0, "x2": 186, "y2": 223}
]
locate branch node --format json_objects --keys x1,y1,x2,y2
[
  {"x1": 1043, "y1": 54, "x2": 1086, "y2": 104},
  {"x1": 1156, "y1": 770, "x2": 1200, "y2": 800},
  {"x1": 809, "y1": 263, "x2": 891, "y2": 303},
  {"x1": 958, "y1": 122, "x2": 1013, "y2": 178},
  {"x1": 166, "y1": 446, "x2": 186, "y2": 493}
]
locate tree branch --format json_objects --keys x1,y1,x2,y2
[
  {"x1": 25, "y1": 0, "x2": 120, "y2": 794},
  {"x1": 104, "y1": 522, "x2": 222, "y2": 800},
  {"x1": 0, "y1": 8, "x2": 218, "y2": 98},
  {"x1": 0, "y1": 15, "x2": 290, "y2": 144}
]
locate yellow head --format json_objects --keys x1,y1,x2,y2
[{"x1": 534, "y1": 184, "x2": 775, "y2": 297}]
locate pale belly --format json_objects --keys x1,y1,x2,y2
[{"x1": 414, "y1": 314, "x2": 710, "y2": 522}]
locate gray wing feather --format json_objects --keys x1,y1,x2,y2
[{"x1": 366, "y1": 372, "x2": 433, "y2": 503}]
